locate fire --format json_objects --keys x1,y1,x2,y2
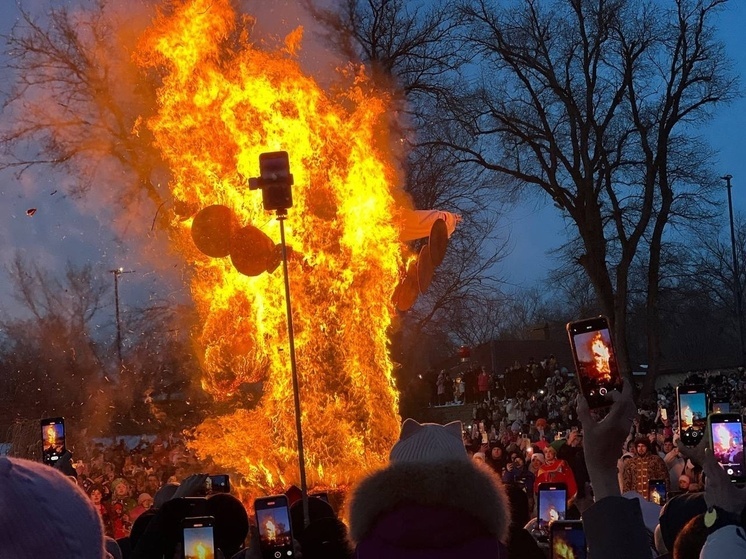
[
  {"x1": 46, "y1": 426, "x2": 56, "y2": 446},
  {"x1": 265, "y1": 519, "x2": 277, "y2": 541},
  {"x1": 195, "y1": 542, "x2": 209, "y2": 559},
  {"x1": 590, "y1": 332, "x2": 611, "y2": 380},
  {"x1": 682, "y1": 406, "x2": 693, "y2": 429},
  {"x1": 552, "y1": 540, "x2": 578, "y2": 559},
  {"x1": 137, "y1": 0, "x2": 403, "y2": 495}
]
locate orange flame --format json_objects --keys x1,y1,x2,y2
[
  {"x1": 590, "y1": 332, "x2": 611, "y2": 380},
  {"x1": 46, "y1": 426, "x2": 57, "y2": 447},
  {"x1": 137, "y1": 0, "x2": 403, "y2": 495},
  {"x1": 681, "y1": 406, "x2": 693, "y2": 429},
  {"x1": 265, "y1": 519, "x2": 277, "y2": 541},
  {"x1": 552, "y1": 540, "x2": 579, "y2": 559}
]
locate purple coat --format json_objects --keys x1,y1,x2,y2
[{"x1": 348, "y1": 460, "x2": 510, "y2": 559}]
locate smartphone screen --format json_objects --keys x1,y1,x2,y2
[
  {"x1": 713, "y1": 402, "x2": 730, "y2": 413},
  {"x1": 709, "y1": 413, "x2": 745, "y2": 482},
  {"x1": 566, "y1": 316, "x2": 623, "y2": 409},
  {"x1": 40, "y1": 417, "x2": 66, "y2": 466},
  {"x1": 255, "y1": 495, "x2": 294, "y2": 559},
  {"x1": 204, "y1": 475, "x2": 230, "y2": 494},
  {"x1": 538, "y1": 483, "x2": 567, "y2": 535},
  {"x1": 182, "y1": 516, "x2": 215, "y2": 559},
  {"x1": 647, "y1": 479, "x2": 667, "y2": 505},
  {"x1": 677, "y1": 386, "x2": 707, "y2": 446},
  {"x1": 550, "y1": 521, "x2": 587, "y2": 559}
]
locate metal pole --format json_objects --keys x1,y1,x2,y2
[
  {"x1": 723, "y1": 174, "x2": 745, "y2": 365},
  {"x1": 109, "y1": 268, "x2": 135, "y2": 369},
  {"x1": 110, "y1": 270, "x2": 123, "y2": 366},
  {"x1": 277, "y1": 212, "x2": 310, "y2": 527}
]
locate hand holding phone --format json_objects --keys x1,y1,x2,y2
[
  {"x1": 677, "y1": 386, "x2": 707, "y2": 446},
  {"x1": 647, "y1": 479, "x2": 667, "y2": 505},
  {"x1": 182, "y1": 516, "x2": 215, "y2": 559},
  {"x1": 550, "y1": 520, "x2": 587, "y2": 559},
  {"x1": 708, "y1": 413, "x2": 745, "y2": 482},
  {"x1": 566, "y1": 316, "x2": 623, "y2": 409},
  {"x1": 202, "y1": 475, "x2": 230, "y2": 495},
  {"x1": 254, "y1": 495, "x2": 294, "y2": 559},
  {"x1": 537, "y1": 483, "x2": 567, "y2": 539},
  {"x1": 40, "y1": 417, "x2": 66, "y2": 466}
]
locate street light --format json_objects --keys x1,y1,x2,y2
[
  {"x1": 109, "y1": 267, "x2": 135, "y2": 367},
  {"x1": 722, "y1": 174, "x2": 745, "y2": 365}
]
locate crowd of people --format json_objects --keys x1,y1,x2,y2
[{"x1": 1, "y1": 361, "x2": 745, "y2": 558}]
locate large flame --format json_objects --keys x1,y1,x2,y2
[
  {"x1": 46, "y1": 426, "x2": 56, "y2": 447},
  {"x1": 137, "y1": 0, "x2": 403, "y2": 494},
  {"x1": 552, "y1": 540, "x2": 579, "y2": 559},
  {"x1": 589, "y1": 332, "x2": 611, "y2": 380},
  {"x1": 681, "y1": 406, "x2": 693, "y2": 429}
]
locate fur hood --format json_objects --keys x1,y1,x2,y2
[{"x1": 347, "y1": 459, "x2": 511, "y2": 545}]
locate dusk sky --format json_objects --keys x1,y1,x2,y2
[{"x1": 0, "y1": 0, "x2": 744, "y2": 325}]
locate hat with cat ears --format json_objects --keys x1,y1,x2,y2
[{"x1": 389, "y1": 419, "x2": 467, "y2": 464}]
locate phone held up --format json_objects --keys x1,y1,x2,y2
[
  {"x1": 537, "y1": 482, "x2": 568, "y2": 540},
  {"x1": 40, "y1": 417, "x2": 66, "y2": 466},
  {"x1": 647, "y1": 479, "x2": 667, "y2": 505},
  {"x1": 550, "y1": 520, "x2": 587, "y2": 559},
  {"x1": 254, "y1": 494, "x2": 295, "y2": 559},
  {"x1": 202, "y1": 474, "x2": 230, "y2": 495},
  {"x1": 182, "y1": 516, "x2": 215, "y2": 559},
  {"x1": 708, "y1": 413, "x2": 745, "y2": 483},
  {"x1": 566, "y1": 316, "x2": 623, "y2": 409},
  {"x1": 676, "y1": 386, "x2": 707, "y2": 447}
]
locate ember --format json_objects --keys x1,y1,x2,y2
[{"x1": 138, "y1": 0, "x2": 405, "y2": 496}]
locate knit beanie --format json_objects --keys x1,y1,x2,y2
[
  {"x1": 0, "y1": 456, "x2": 105, "y2": 559},
  {"x1": 389, "y1": 419, "x2": 467, "y2": 463}
]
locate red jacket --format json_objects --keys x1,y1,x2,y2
[
  {"x1": 478, "y1": 372, "x2": 491, "y2": 392},
  {"x1": 533, "y1": 458, "x2": 578, "y2": 498}
]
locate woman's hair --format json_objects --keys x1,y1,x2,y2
[{"x1": 672, "y1": 514, "x2": 707, "y2": 559}]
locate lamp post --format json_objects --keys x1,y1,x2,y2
[
  {"x1": 109, "y1": 267, "x2": 135, "y2": 367},
  {"x1": 722, "y1": 174, "x2": 745, "y2": 365}
]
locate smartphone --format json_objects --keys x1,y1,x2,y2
[
  {"x1": 203, "y1": 475, "x2": 230, "y2": 495},
  {"x1": 255, "y1": 494, "x2": 294, "y2": 559},
  {"x1": 311, "y1": 491, "x2": 330, "y2": 504},
  {"x1": 713, "y1": 402, "x2": 730, "y2": 413},
  {"x1": 550, "y1": 520, "x2": 587, "y2": 559},
  {"x1": 708, "y1": 413, "x2": 745, "y2": 482},
  {"x1": 182, "y1": 516, "x2": 215, "y2": 559},
  {"x1": 566, "y1": 316, "x2": 623, "y2": 409},
  {"x1": 660, "y1": 408, "x2": 668, "y2": 421},
  {"x1": 537, "y1": 482, "x2": 567, "y2": 537},
  {"x1": 40, "y1": 417, "x2": 66, "y2": 466},
  {"x1": 677, "y1": 386, "x2": 707, "y2": 446},
  {"x1": 648, "y1": 479, "x2": 667, "y2": 505}
]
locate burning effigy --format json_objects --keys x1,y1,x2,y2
[{"x1": 135, "y1": 0, "x2": 453, "y2": 495}]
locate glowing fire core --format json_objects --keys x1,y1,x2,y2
[{"x1": 138, "y1": 0, "x2": 404, "y2": 494}]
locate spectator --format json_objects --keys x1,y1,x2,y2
[
  {"x1": 622, "y1": 436, "x2": 669, "y2": 498},
  {"x1": 0, "y1": 456, "x2": 106, "y2": 558},
  {"x1": 347, "y1": 419, "x2": 510, "y2": 558},
  {"x1": 534, "y1": 445, "x2": 578, "y2": 499},
  {"x1": 478, "y1": 367, "x2": 491, "y2": 401}
]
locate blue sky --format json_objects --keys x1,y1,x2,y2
[{"x1": 0, "y1": 0, "x2": 744, "y2": 319}]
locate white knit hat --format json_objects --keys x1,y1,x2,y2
[
  {"x1": 0, "y1": 456, "x2": 105, "y2": 558},
  {"x1": 389, "y1": 419, "x2": 467, "y2": 463}
]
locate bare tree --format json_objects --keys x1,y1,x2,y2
[
  {"x1": 447, "y1": 0, "x2": 736, "y2": 381},
  {"x1": 0, "y1": 1, "x2": 167, "y2": 207},
  {"x1": 0, "y1": 255, "x2": 110, "y2": 421},
  {"x1": 309, "y1": 0, "x2": 512, "y2": 372}
]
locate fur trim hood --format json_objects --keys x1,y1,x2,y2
[{"x1": 347, "y1": 459, "x2": 511, "y2": 545}]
